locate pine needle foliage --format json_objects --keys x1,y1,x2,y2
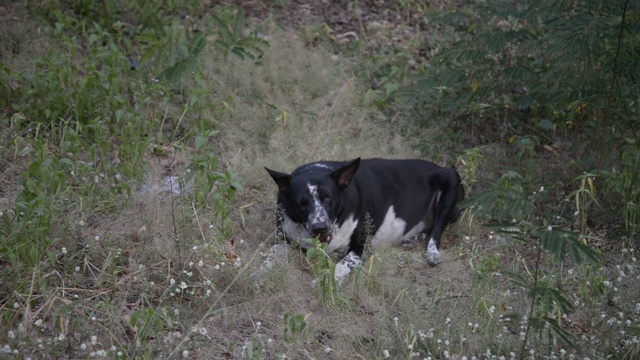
[
  {"x1": 403, "y1": 0, "x2": 639, "y2": 238},
  {"x1": 408, "y1": 0, "x2": 639, "y2": 119},
  {"x1": 405, "y1": 1, "x2": 637, "y2": 354},
  {"x1": 210, "y1": 7, "x2": 269, "y2": 63}
]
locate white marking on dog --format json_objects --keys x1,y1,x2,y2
[
  {"x1": 250, "y1": 243, "x2": 291, "y2": 278},
  {"x1": 311, "y1": 163, "x2": 333, "y2": 170},
  {"x1": 334, "y1": 251, "x2": 362, "y2": 285},
  {"x1": 427, "y1": 237, "x2": 441, "y2": 266},
  {"x1": 307, "y1": 184, "x2": 329, "y2": 226},
  {"x1": 370, "y1": 206, "x2": 427, "y2": 247},
  {"x1": 371, "y1": 206, "x2": 407, "y2": 247},
  {"x1": 326, "y1": 215, "x2": 358, "y2": 257}
]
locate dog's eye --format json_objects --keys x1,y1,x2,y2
[
  {"x1": 299, "y1": 199, "x2": 310, "y2": 208},
  {"x1": 320, "y1": 194, "x2": 331, "y2": 204}
]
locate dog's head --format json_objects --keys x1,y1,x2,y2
[{"x1": 265, "y1": 158, "x2": 360, "y2": 243}]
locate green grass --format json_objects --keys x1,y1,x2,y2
[{"x1": 1, "y1": 2, "x2": 639, "y2": 359}]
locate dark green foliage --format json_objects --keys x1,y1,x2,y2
[
  {"x1": 156, "y1": 31, "x2": 207, "y2": 83},
  {"x1": 467, "y1": 171, "x2": 534, "y2": 222},
  {"x1": 403, "y1": 0, "x2": 639, "y2": 238},
  {"x1": 210, "y1": 7, "x2": 269, "y2": 63},
  {"x1": 540, "y1": 228, "x2": 600, "y2": 265}
]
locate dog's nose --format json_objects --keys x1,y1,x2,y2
[{"x1": 310, "y1": 223, "x2": 328, "y2": 235}]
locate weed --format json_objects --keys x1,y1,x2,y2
[
  {"x1": 306, "y1": 239, "x2": 339, "y2": 304},
  {"x1": 283, "y1": 312, "x2": 307, "y2": 344},
  {"x1": 210, "y1": 6, "x2": 269, "y2": 63}
]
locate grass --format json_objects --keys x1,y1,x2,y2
[{"x1": 1, "y1": 2, "x2": 639, "y2": 359}]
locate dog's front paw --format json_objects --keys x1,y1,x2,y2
[
  {"x1": 427, "y1": 251, "x2": 441, "y2": 266},
  {"x1": 426, "y1": 238, "x2": 441, "y2": 266}
]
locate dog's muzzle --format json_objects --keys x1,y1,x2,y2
[{"x1": 309, "y1": 222, "x2": 332, "y2": 243}]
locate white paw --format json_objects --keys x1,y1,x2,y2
[
  {"x1": 427, "y1": 251, "x2": 441, "y2": 266},
  {"x1": 427, "y1": 238, "x2": 441, "y2": 266}
]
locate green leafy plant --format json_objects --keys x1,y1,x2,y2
[
  {"x1": 305, "y1": 239, "x2": 338, "y2": 303},
  {"x1": 242, "y1": 333, "x2": 265, "y2": 360},
  {"x1": 185, "y1": 130, "x2": 243, "y2": 238},
  {"x1": 603, "y1": 141, "x2": 640, "y2": 239},
  {"x1": 1, "y1": 155, "x2": 65, "y2": 285},
  {"x1": 467, "y1": 170, "x2": 601, "y2": 355},
  {"x1": 210, "y1": 7, "x2": 269, "y2": 62},
  {"x1": 129, "y1": 308, "x2": 166, "y2": 358},
  {"x1": 283, "y1": 312, "x2": 307, "y2": 344},
  {"x1": 398, "y1": 0, "x2": 639, "y2": 233}
]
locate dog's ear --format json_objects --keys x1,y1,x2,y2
[
  {"x1": 331, "y1": 158, "x2": 360, "y2": 190},
  {"x1": 265, "y1": 168, "x2": 291, "y2": 193}
]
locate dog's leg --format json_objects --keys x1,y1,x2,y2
[
  {"x1": 334, "y1": 251, "x2": 362, "y2": 286},
  {"x1": 250, "y1": 243, "x2": 291, "y2": 278},
  {"x1": 427, "y1": 237, "x2": 441, "y2": 266},
  {"x1": 427, "y1": 167, "x2": 464, "y2": 266}
]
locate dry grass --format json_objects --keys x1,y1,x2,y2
[{"x1": 192, "y1": 30, "x2": 482, "y2": 358}]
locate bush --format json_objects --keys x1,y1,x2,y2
[{"x1": 402, "y1": 0, "x2": 639, "y2": 240}]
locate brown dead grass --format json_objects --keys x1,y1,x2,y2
[{"x1": 174, "y1": 29, "x2": 486, "y2": 359}]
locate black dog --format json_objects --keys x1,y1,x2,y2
[{"x1": 258, "y1": 158, "x2": 464, "y2": 284}]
